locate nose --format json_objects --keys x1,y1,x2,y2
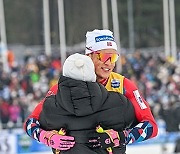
[{"x1": 104, "y1": 58, "x2": 112, "y2": 65}]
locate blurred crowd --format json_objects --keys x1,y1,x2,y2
[
  {"x1": 121, "y1": 51, "x2": 180, "y2": 132},
  {"x1": 0, "y1": 51, "x2": 62, "y2": 129},
  {"x1": 0, "y1": 50, "x2": 180, "y2": 133}
]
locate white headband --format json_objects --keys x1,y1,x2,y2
[{"x1": 85, "y1": 29, "x2": 117, "y2": 54}]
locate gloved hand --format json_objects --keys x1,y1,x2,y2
[
  {"x1": 88, "y1": 126, "x2": 125, "y2": 149},
  {"x1": 39, "y1": 129, "x2": 75, "y2": 150}
]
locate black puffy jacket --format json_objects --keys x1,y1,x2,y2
[{"x1": 39, "y1": 76, "x2": 136, "y2": 154}]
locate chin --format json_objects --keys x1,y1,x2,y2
[
  {"x1": 97, "y1": 69, "x2": 111, "y2": 80},
  {"x1": 101, "y1": 73, "x2": 110, "y2": 79}
]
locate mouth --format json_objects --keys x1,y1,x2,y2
[{"x1": 102, "y1": 67, "x2": 111, "y2": 72}]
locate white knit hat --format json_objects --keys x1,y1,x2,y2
[
  {"x1": 85, "y1": 29, "x2": 117, "y2": 54},
  {"x1": 63, "y1": 53, "x2": 96, "y2": 82}
]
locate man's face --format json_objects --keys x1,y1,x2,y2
[{"x1": 89, "y1": 49, "x2": 118, "y2": 82}]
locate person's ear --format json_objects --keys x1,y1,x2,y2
[{"x1": 86, "y1": 53, "x2": 92, "y2": 58}]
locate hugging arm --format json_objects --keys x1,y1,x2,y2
[
  {"x1": 23, "y1": 84, "x2": 75, "y2": 150},
  {"x1": 88, "y1": 78, "x2": 158, "y2": 149},
  {"x1": 122, "y1": 78, "x2": 158, "y2": 144}
]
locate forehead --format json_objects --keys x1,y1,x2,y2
[{"x1": 97, "y1": 49, "x2": 118, "y2": 54}]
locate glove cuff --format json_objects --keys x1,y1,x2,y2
[
  {"x1": 118, "y1": 131, "x2": 126, "y2": 145},
  {"x1": 105, "y1": 129, "x2": 120, "y2": 147}
]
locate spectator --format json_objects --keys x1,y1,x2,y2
[
  {"x1": 9, "y1": 99, "x2": 21, "y2": 127},
  {"x1": 0, "y1": 98, "x2": 10, "y2": 129}
]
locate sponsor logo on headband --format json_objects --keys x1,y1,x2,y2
[{"x1": 95, "y1": 35, "x2": 114, "y2": 42}]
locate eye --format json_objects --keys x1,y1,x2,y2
[{"x1": 97, "y1": 54, "x2": 101, "y2": 60}]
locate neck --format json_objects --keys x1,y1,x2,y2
[{"x1": 97, "y1": 77, "x2": 108, "y2": 86}]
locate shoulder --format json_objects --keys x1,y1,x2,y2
[
  {"x1": 111, "y1": 72, "x2": 136, "y2": 87},
  {"x1": 110, "y1": 72, "x2": 124, "y2": 78},
  {"x1": 123, "y1": 77, "x2": 138, "y2": 90},
  {"x1": 46, "y1": 84, "x2": 58, "y2": 97}
]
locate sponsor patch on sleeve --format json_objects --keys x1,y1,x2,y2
[{"x1": 133, "y1": 90, "x2": 147, "y2": 109}]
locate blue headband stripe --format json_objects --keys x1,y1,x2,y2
[{"x1": 95, "y1": 35, "x2": 114, "y2": 42}]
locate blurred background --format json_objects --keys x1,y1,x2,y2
[{"x1": 0, "y1": 0, "x2": 180, "y2": 154}]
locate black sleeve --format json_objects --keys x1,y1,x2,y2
[
  {"x1": 39, "y1": 95, "x2": 56, "y2": 130},
  {"x1": 118, "y1": 94, "x2": 138, "y2": 129}
]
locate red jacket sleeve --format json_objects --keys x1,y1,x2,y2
[{"x1": 123, "y1": 77, "x2": 158, "y2": 138}]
